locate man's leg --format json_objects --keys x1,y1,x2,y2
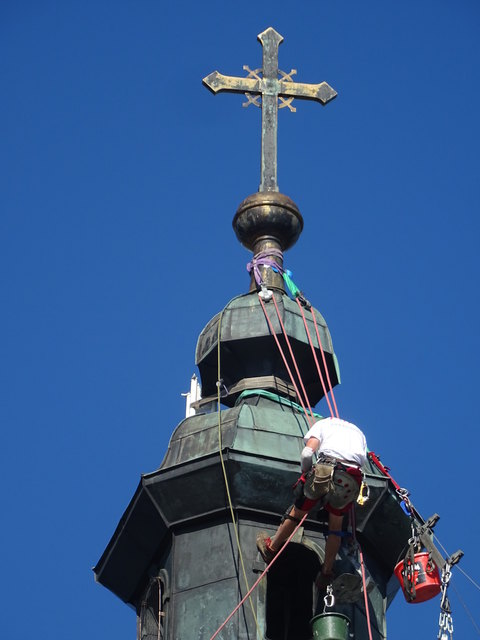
[
  {"x1": 315, "y1": 512, "x2": 344, "y2": 592},
  {"x1": 321, "y1": 512, "x2": 344, "y2": 576},
  {"x1": 270, "y1": 505, "x2": 308, "y2": 553},
  {"x1": 256, "y1": 505, "x2": 307, "y2": 562}
]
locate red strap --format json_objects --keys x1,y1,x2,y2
[{"x1": 368, "y1": 451, "x2": 401, "y2": 491}]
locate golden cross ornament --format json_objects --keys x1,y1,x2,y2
[{"x1": 203, "y1": 27, "x2": 337, "y2": 192}]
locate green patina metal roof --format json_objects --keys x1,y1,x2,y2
[
  {"x1": 161, "y1": 394, "x2": 309, "y2": 468},
  {"x1": 94, "y1": 393, "x2": 414, "y2": 615},
  {"x1": 196, "y1": 291, "x2": 340, "y2": 406}
]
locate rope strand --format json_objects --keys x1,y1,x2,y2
[
  {"x1": 216, "y1": 308, "x2": 262, "y2": 639},
  {"x1": 271, "y1": 293, "x2": 315, "y2": 424},
  {"x1": 258, "y1": 293, "x2": 315, "y2": 427},
  {"x1": 295, "y1": 298, "x2": 335, "y2": 418},
  {"x1": 359, "y1": 545, "x2": 374, "y2": 640},
  {"x1": 451, "y1": 583, "x2": 480, "y2": 636},
  {"x1": 351, "y1": 507, "x2": 374, "y2": 640},
  {"x1": 309, "y1": 306, "x2": 340, "y2": 418}
]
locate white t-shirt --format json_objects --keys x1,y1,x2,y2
[{"x1": 304, "y1": 416, "x2": 367, "y2": 467}]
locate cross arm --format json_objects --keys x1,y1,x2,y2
[
  {"x1": 203, "y1": 71, "x2": 260, "y2": 95},
  {"x1": 279, "y1": 80, "x2": 337, "y2": 105}
]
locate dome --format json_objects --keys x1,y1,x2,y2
[{"x1": 195, "y1": 290, "x2": 340, "y2": 408}]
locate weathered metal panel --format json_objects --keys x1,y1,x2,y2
[
  {"x1": 161, "y1": 407, "x2": 240, "y2": 467},
  {"x1": 229, "y1": 455, "x2": 299, "y2": 514},
  {"x1": 237, "y1": 398, "x2": 309, "y2": 437},
  {"x1": 196, "y1": 292, "x2": 332, "y2": 350},
  {"x1": 233, "y1": 426, "x2": 301, "y2": 461},
  {"x1": 93, "y1": 484, "x2": 169, "y2": 604},
  {"x1": 195, "y1": 292, "x2": 339, "y2": 405},
  {"x1": 174, "y1": 523, "x2": 239, "y2": 591},
  {"x1": 172, "y1": 521, "x2": 260, "y2": 639},
  {"x1": 173, "y1": 580, "x2": 246, "y2": 639},
  {"x1": 143, "y1": 458, "x2": 227, "y2": 524}
]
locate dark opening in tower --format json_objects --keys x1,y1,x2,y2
[{"x1": 265, "y1": 544, "x2": 320, "y2": 640}]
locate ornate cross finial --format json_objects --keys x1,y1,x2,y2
[{"x1": 203, "y1": 27, "x2": 337, "y2": 193}]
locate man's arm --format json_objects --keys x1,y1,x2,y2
[{"x1": 300, "y1": 436, "x2": 320, "y2": 472}]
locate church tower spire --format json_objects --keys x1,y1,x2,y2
[{"x1": 94, "y1": 28, "x2": 433, "y2": 640}]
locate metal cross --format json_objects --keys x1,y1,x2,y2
[{"x1": 203, "y1": 27, "x2": 337, "y2": 193}]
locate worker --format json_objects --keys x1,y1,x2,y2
[{"x1": 256, "y1": 416, "x2": 367, "y2": 588}]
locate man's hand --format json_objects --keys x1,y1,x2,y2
[
  {"x1": 292, "y1": 473, "x2": 306, "y2": 499},
  {"x1": 301, "y1": 445, "x2": 315, "y2": 472}
]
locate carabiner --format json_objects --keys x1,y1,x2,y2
[{"x1": 323, "y1": 585, "x2": 335, "y2": 610}]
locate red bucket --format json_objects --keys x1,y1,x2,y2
[{"x1": 394, "y1": 552, "x2": 441, "y2": 603}]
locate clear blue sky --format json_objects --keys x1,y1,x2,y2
[{"x1": 1, "y1": 1, "x2": 479, "y2": 638}]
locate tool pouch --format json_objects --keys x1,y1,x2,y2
[{"x1": 303, "y1": 463, "x2": 335, "y2": 500}]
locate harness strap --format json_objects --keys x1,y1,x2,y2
[
  {"x1": 317, "y1": 455, "x2": 363, "y2": 475},
  {"x1": 326, "y1": 529, "x2": 352, "y2": 538},
  {"x1": 284, "y1": 514, "x2": 301, "y2": 524},
  {"x1": 281, "y1": 506, "x2": 301, "y2": 525}
]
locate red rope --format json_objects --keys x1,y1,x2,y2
[
  {"x1": 309, "y1": 306, "x2": 340, "y2": 418},
  {"x1": 209, "y1": 513, "x2": 308, "y2": 640},
  {"x1": 270, "y1": 294, "x2": 315, "y2": 424},
  {"x1": 359, "y1": 545, "x2": 374, "y2": 640},
  {"x1": 295, "y1": 298, "x2": 335, "y2": 418},
  {"x1": 258, "y1": 294, "x2": 314, "y2": 427},
  {"x1": 350, "y1": 507, "x2": 374, "y2": 640}
]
